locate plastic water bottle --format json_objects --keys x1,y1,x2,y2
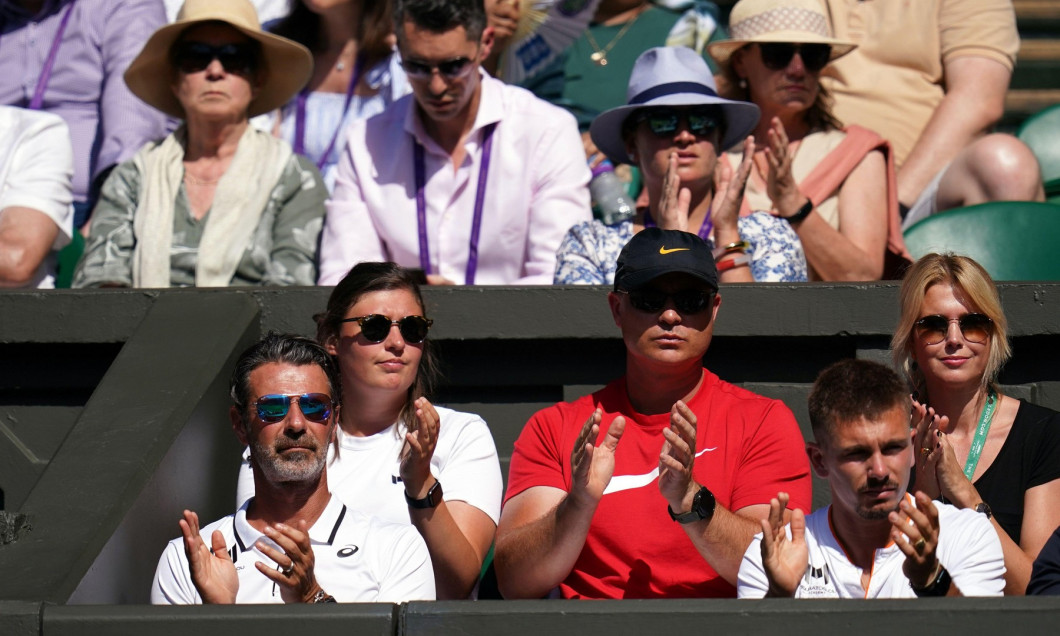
[{"x1": 590, "y1": 159, "x2": 636, "y2": 226}]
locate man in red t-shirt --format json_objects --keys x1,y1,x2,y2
[{"x1": 495, "y1": 228, "x2": 812, "y2": 599}]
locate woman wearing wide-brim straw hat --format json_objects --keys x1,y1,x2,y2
[
  {"x1": 707, "y1": 0, "x2": 911, "y2": 282},
  {"x1": 74, "y1": 0, "x2": 328, "y2": 289},
  {"x1": 554, "y1": 45, "x2": 809, "y2": 285}
]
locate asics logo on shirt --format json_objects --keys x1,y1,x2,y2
[
  {"x1": 659, "y1": 246, "x2": 690, "y2": 255},
  {"x1": 603, "y1": 446, "x2": 716, "y2": 495},
  {"x1": 337, "y1": 545, "x2": 359, "y2": 558}
]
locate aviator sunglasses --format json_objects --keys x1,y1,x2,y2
[
  {"x1": 255, "y1": 393, "x2": 334, "y2": 424},
  {"x1": 172, "y1": 41, "x2": 258, "y2": 75},
  {"x1": 632, "y1": 107, "x2": 721, "y2": 138},
  {"x1": 341, "y1": 314, "x2": 433, "y2": 343},
  {"x1": 400, "y1": 56, "x2": 477, "y2": 80},
  {"x1": 914, "y1": 313, "x2": 993, "y2": 345},
  {"x1": 758, "y1": 42, "x2": 832, "y2": 73},
  {"x1": 617, "y1": 289, "x2": 714, "y2": 314}
]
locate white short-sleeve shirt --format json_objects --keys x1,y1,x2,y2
[
  {"x1": 151, "y1": 495, "x2": 435, "y2": 604},
  {"x1": 737, "y1": 497, "x2": 1005, "y2": 598}
]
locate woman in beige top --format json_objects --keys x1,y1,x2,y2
[{"x1": 709, "y1": 0, "x2": 904, "y2": 281}]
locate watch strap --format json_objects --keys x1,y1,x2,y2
[
  {"x1": 667, "y1": 486, "x2": 716, "y2": 524},
  {"x1": 785, "y1": 198, "x2": 813, "y2": 224},
  {"x1": 911, "y1": 564, "x2": 951, "y2": 597},
  {"x1": 405, "y1": 480, "x2": 443, "y2": 509}
]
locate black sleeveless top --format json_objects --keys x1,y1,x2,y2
[{"x1": 973, "y1": 400, "x2": 1060, "y2": 545}]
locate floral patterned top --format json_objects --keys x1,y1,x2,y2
[
  {"x1": 554, "y1": 211, "x2": 808, "y2": 284},
  {"x1": 73, "y1": 154, "x2": 326, "y2": 288}
]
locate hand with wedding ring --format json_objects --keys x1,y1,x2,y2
[
  {"x1": 888, "y1": 492, "x2": 942, "y2": 588},
  {"x1": 762, "y1": 117, "x2": 806, "y2": 219},
  {"x1": 180, "y1": 509, "x2": 238, "y2": 604},
  {"x1": 255, "y1": 519, "x2": 324, "y2": 603},
  {"x1": 400, "y1": 396, "x2": 442, "y2": 500}
]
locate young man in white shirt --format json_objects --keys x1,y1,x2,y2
[
  {"x1": 151, "y1": 334, "x2": 434, "y2": 604},
  {"x1": 738, "y1": 359, "x2": 1005, "y2": 598}
]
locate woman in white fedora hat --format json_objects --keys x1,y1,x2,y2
[
  {"x1": 74, "y1": 0, "x2": 327, "y2": 289},
  {"x1": 554, "y1": 45, "x2": 808, "y2": 285},
  {"x1": 708, "y1": 0, "x2": 909, "y2": 281}
]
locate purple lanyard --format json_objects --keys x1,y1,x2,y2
[
  {"x1": 293, "y1": 51, "x2": 366, "y2": 171},
  {"x1": 413, "y1": 122, "x2": 497, "y2": 285},
  {"x1": 644, "y1": 205, "x2": 713, "y2": 241},
  {"x1": 0, "y1": 1, "x2": 78, "y2": 111}
]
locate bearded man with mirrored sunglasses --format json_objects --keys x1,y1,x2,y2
[
  {"x1": 496, "y1": 228, "x2": 811, "y2": 599},
  {"x1": 319, "y1": 0, "x2": 591, "y2": 287},
  {"x1": 151, "y1": 333, "x2": 435, "y2": 604}
]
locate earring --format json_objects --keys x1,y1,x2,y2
[{"x1": 739, "y1": 78, "x2": 747, "y2": 89}]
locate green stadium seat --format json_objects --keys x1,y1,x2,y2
[
  {"x1": 902, "y1": 201, "x2": 1060, "y2": 280},
  {"x1": 1017, "y1": 104, "x2": 1060, "y2": 197},
  {"x1": 54, "y1": 231, "x2": 83, "y2": 289}
]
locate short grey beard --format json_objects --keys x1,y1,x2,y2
[{"x1": 250, "y1": 437, "x2": 327, "y2": 485}]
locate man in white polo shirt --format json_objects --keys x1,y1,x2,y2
[
  {"x1": 151, "y1": 333, "x2": 434, "y2": 604},
  {"x1": 738, "y1": 359, "x2": 1004, "y2": 598}
]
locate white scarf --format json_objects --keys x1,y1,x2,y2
[{"x1": 131, "y1": 125, "x2": 292, "y2": 287}]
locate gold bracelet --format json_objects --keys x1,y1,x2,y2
[{"x1": 712, "y1": 240, "x2": 750, "y2": 260}]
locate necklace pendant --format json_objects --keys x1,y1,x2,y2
[
  {"x1": 590, "y1": 50, "x2": 607, "y2": 66},
  {"x1": 336, "y1": 60, "x2": 346, "y2": 72}
]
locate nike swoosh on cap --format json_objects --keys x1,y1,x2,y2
[
  {"x1": 602, "y1": 446, "x2": 717, "y2": 495},
  {"x1": 659, "y1": 246, "x2": 690, "y2": 255}
]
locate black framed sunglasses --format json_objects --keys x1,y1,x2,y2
[
  {"x1": 617, "y1": 288, "x2": 715, "y2": 314},
  {"x1": 341, "y1": 314, "x2": 433, "y2": 343},
  {"x1": 400, "y1": 56, "x2": 477, "y2": 80},
  {"x1": 758, "y1": 42, "x2": 832, "y2": 72},
  {"x1": 913, "y1": 313, "x2": 993, "y2": 345},
  {"x1": 255, "y1": 393, "x2": 333, "y2": 424},
  {"x1": 632, "y1": 107, "x2": 721, "y2": 138},
  {"x1": 172, "y1": 41, "x2": 257, "y2": 75}
]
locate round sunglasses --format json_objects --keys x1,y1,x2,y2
[
  {"x1": 631, "y1": 107, "x2": 721, "y2": 138},
  {"x1": 758, "y1": 42, "x2": 832, "y2": 73},
  {"x1": 255, "y1": 393, "x2": 333, "y2": 424},
  {"x1": 172, "y1": 41, "x2": 257, "y2": 75},
  {"x1": 617, "y1": 289, "x2": 715, "y2": 314},
  {"x1": 341, "y1": 314, "x2": 433, "y2": 343},
  {"x1": 913, "y1": 313, "x2": 993, "y2": 345}
]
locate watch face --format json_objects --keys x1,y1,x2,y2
[{"x1": 694, "y1": 486, "x2": 716, "y2": 520}]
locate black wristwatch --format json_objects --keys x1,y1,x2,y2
[
  {"x1": 911, "y1": 564, "x2": 952, "y2": 597},
  {"x1": 974, "y1": 502, "x2": 993, "y2": 519},
  {"x1": 785, "y1": 198, "x2": 813, "y2": 224},
  {"x1": 405, "y1": 480, "x2": 443, "y2": 509},
  {"x1": 667, "y1": 485, "x2": 716, "y2": 524}
]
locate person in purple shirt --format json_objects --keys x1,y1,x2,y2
[{"x1": 0, "y1": 0, "x2": 170, "y2": 226}]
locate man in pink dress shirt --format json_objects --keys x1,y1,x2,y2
[{"x1": 318, "y1": 0, "x2": 591, "y2": 286}]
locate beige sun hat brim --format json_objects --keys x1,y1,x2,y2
[
  {"x1": 707, "y1": 0, "x2": 857, "y2": 69},
  {"x1": 124, "y1": 0, "x2": 312, "y2": 119}
]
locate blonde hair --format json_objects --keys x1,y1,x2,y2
[{"x1": 891, "y1": 253, "x2": 1011, "y2": 400}]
